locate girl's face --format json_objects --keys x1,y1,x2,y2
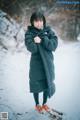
[{"x1": 33, "y1": 20, "x2": 43, "y2": 29}]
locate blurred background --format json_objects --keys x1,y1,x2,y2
[
  {"x1": 0, "y1": 0, "x2": 80, "y2": 120},
  {"x1": 0, "y1": 0, "x2": 80, "y2": 41}
]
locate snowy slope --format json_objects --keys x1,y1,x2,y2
[
  {"x1": 0, "y1": 42, "x2": 80, "y2": 120},
  {"x1": 0, "y1": 10, "x2": 80, "y2": 120},
  {"x1": 52, "y1": 42, "x2": 80, "y2": 120}
]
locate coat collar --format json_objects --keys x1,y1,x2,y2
[{"x1": 27, "y1": 25, "x2": 50, "y2": 34}]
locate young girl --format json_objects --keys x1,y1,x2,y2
[{"x1": 25, "y1": 11, "x2": 58, "y2": 113}]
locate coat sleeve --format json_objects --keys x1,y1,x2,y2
[
  {"x1": 25, "y1": 31, "x2": 38, "y2": 53},
  {"x1": 40, "y1": 29, "x2": 58, "y2": 51}
]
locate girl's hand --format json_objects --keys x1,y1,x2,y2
[{"x1": 34, "y1": 36, "x2": 41, "y2": 43}]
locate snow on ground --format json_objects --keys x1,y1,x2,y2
[
  {"x1": 50, "y1": 41, "x2": 80, "y2": 120},
  {"x1": 0, "y1": 41, "x2": 80, "y2": 120},
  {"x1": 1, "y1": 10, "x2": 80, "y2": 120}
]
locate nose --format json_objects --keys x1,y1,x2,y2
[{"x1": 37, "y1": 21, "x2": 41, "y2": 26}]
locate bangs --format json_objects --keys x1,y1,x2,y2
[
  {"x1": 34, "y1": 17, "x2": 43, "y2": 22},
  {"x1": 30, "y1": 11, "x2": 46, "y2": 26}
]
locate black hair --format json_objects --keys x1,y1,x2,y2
[{"x1": 30, "y1": 11, "x2": 46, "y2": 27}]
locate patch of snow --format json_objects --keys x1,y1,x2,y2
[
  {"x1": 0, "y1": 10, "x2": 80, "y2": 120},
  {"x1": 0, "y1": 10, "x2": 25, "y2": 52},
  {"x1": 77, "y1": 34, "x2": 80, "y2": 41}
]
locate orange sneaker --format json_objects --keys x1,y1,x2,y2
[
  {"x1": 35, "y1": 105, "x2": 43, "y2": 113},
  {"x1": 42, "y1": 104, "x2": 50, "y2": 112}
]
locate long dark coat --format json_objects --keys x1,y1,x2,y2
[{"x1": 25, "y1": 26, "x2": 58, "y2": 97}]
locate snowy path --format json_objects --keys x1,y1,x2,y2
[{"x1": 0, "y1": 42, "x2": 80, "y2": 120}]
